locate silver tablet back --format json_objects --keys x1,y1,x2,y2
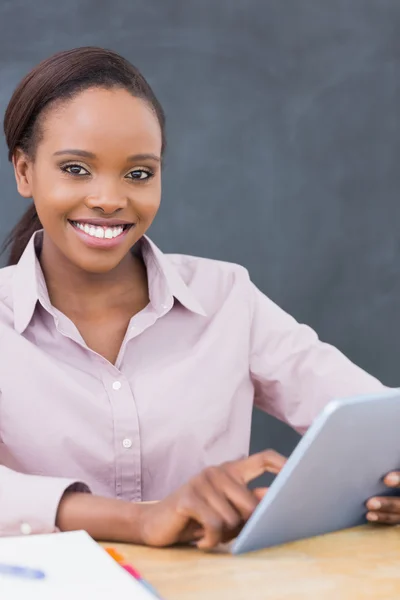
[{"x1": 233, "y1": 389, "x2": 400, "y2": 554}]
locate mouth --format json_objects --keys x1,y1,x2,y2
[{"x1": 68, "y1": 219, "x2": 135, "y2": 248}]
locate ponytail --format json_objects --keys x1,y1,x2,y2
[{"x1": 2, "y1": 204, "x2": 42, "y2": 265}]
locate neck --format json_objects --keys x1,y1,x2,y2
[{"x1": 39, "y1": 232, "x2": 148, "y2": 317}]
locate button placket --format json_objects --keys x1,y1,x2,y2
[{"x1": 106, "y1": 374, "x2": 142, "y2": 502}]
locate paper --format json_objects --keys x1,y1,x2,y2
[{"x1": 0, "y1": 530, "x2": 156, "y2": 599}]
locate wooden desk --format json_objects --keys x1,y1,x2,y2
[{"x1": 102, "y1": 526, "x2": 400, "y2": 599}]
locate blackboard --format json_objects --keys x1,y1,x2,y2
[{"x1": 1, "y1": 0, "x2": 399, "y2": 476}]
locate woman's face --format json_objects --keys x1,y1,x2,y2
[{"x1": 13, "y1": 87, "x2": 162, "y2": 273}]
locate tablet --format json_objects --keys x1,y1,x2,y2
[{"x1": 232, "y1": 389, "x2": 400, "y2": 554}]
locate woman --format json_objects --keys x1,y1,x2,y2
[{"x1": 0, "y1": 47, "x2": 398, "y2": 549}]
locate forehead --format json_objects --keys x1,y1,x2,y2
[{"x1": 39, "y1": 87, "x2": 162, "y2": 155}]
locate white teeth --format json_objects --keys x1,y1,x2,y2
[{"x1": 72, "y1": 222, "x2": 126, "y2": 240}]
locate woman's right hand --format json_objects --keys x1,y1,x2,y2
[{"x1": 138, "y1": 449, "x2": 286, "y2": 550}]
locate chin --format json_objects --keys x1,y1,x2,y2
[
  {"x1": 70, "y1": 250, "x2": 130, "y2": 274},
  {"x1": 79, "y1": 260, "x2": 125, "y2": 274}
]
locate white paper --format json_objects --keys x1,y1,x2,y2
[{"x1": 0, "y1": 530, "x2": 157, "y2": 599}]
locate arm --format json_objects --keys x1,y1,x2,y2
[
  {"x1": 248, "y1": 281, "x2": 386, "y2": 433},
  {"x1": 0, "y1": 465, "x2": 90, "y2": 536},
  {"x1": 0, "y1": 464, "x2": 149, "y2": 542},
  {"x1": 1, "y1": 451, "x2": 287, "y2": 548},
  {"x1": 55, "y1": 491, "x2": 148, "y2": 543},
  {"x1": 247, "y1": 280, "x2": 400, "y2": 527}
]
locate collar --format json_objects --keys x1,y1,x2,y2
[{"x1": 12, "y1": 230, "x2": 206, "y2": 334}]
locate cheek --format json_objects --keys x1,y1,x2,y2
[
  {"x1": 32, "y1": 167, "x2": 82, "y2": 219},
  {"x1": 134, "y1": 180, "x2": 162, "y2": 220}
]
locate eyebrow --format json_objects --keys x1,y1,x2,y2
[{"x1": 53, "y1": 149, "x2": 161, "y2": 162}]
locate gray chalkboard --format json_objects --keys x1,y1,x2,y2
[{"x1": 1, "y1": 0, "x2": 399, "y2": 477}]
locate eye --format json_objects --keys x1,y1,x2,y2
[
  {"x1": 61, "y1": 164, "x2": 90, "y2": 176},
  {"x1": 126, "y1": 168, "x2": 153, "y2": 181}
]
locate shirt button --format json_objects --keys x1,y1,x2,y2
[
  {"x1": 112, "y1": 381, "x2": 122, "y2": 391},
  {"x1": 20, "y1": 523, "x2": 32, "y2": 535},
  {"x1": 122, "y1": 438, "x2": 132, "y2": 449}
]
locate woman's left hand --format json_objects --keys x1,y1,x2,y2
[{"x1": 366, "y1": 471, "x2": 400, "y2": 524}]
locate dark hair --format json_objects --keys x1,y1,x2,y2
[{"x1": 2, "y1": 46, "x2": 166, "y2": 265}]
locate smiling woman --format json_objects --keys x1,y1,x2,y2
[
  {"x1": 10, "y1": 89, "x2": 162, "y2": 276},
  {"x1": 0, "y1": 47, "x2": 397, "y2": 550}
]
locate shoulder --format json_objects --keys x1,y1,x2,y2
[
  {"x1": 0, "y1": 266, "x2": 16, "y2": 329},
  {"x1": 0, "y1": 265, "x2": 15, "y2": 303},
  {"x1": 167, "y1": 252, "x2": 250, "y2": 285},
  {"x1": 166, "y1": 252, "x2": 252, "y2": 312}
]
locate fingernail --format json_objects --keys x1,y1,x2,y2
[
  {"x1": 367, "y1": 512, "x2": 378, "y2": 521},
  {"x1": 368, "y1": 499, "x2": 381, "y2": 510},
  {"x1": 386, "y1": 474, "x2": 400, "y2": 486}
]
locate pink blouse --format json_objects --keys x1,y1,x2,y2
[{"x1": 0, "y1": 231, "x2": 384, "y2": 535}]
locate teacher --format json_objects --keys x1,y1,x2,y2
[{"x1": 0, "y1": 47, "x2": 398, "y2": 549}]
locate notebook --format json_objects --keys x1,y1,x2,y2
[{"x1": 0, "y1": 530, "x2": 157, "y2": 599}]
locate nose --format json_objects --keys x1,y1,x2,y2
[{"x1": 84, "y1": 181, "x2": 128, "y2": 215}]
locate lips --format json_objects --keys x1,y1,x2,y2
[
  {"x1": 68, "y1": 219, "x2": 134, "y2": 248},
  {"x1": 68, "y1": 218, "x2": 134, "y2": 227},
  {"x1": 74, "y1": 221, "x2": 126, "y2": 239}
]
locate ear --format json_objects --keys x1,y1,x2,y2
[{"x1": 12, "y1": 148, "x2": 34, "y2": 198}]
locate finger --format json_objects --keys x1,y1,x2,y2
[
  {"x1": 195, "y1": 472, "x2": 243, "y2": 529},
  {"x1": 205, "y1": 468, "x2": 258, "y2": 521},
  {"x1": 366, "y1": 511, "x2": 400, "y2": 525},
  {"x1": 176, "y1": 494, "x2": 226, "y2": 549},
  {"x1": 384, "y1": 472, "x2": 400, "y2": 488},
  {"x1": 196, "y1": 504, "x2": 225, "y2": 549},
  {"x1": 366, "y1": 496, "x2": 400, "y2": 514},
  {"x1": 253, "y1": 487, "x2": 268, "y2": 502},
  {"x1": 176, "y1": 522, "x2": 204, "y2": 544},
  {"x1": 231, "y1": 450, "x2": 287, "y2": 484}
]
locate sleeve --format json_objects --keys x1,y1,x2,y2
[
  {"x1": 0, "y1": 465, "x2": 91, "y2": 536},
  {"x1": 248, "y1": 281, "x2": 387, "y2": 434}
]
